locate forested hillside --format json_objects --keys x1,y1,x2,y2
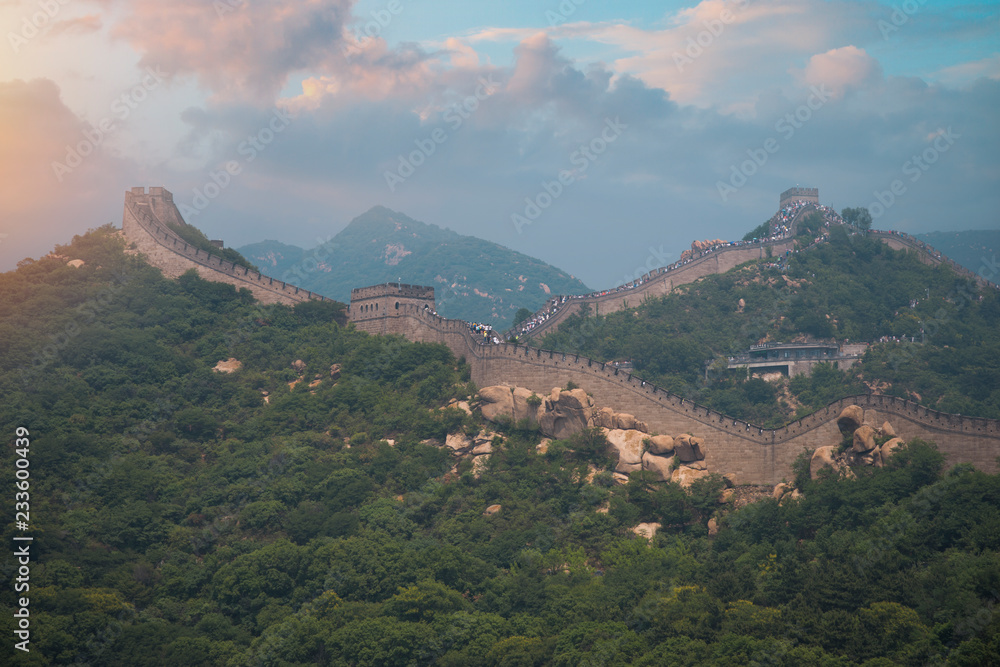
[
  {"x1": 239, "y1": 206, "x2": 589, "y2": 329},
  {"x1": 1, "y1": 227, "x2": 999, "y2": 666},
  {"x1": 540, "y1": 227, "x2": 1000, "y2": 427}
]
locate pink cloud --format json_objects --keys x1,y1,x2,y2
[
  {"x1": 0, "y1": 79, "x2": 132, "y2": 266},
  {"x1": 794, "y1": 45, "x2": 883, "y2": 97},
  {"x1": 112, "y1": 0, "x2": 353, "y2": 104}
]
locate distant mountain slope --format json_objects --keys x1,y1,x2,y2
[
  {"x1": 237, "y1": 240, "x2": 305, "y2": 274},
  {"x1": 915, "y1": 230, "x2": 999, "y2": 276},
  {"x1": 239, "y1": 206, "x2": 589, "y2": 328}
]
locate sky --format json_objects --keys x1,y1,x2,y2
[{"x1": 1, "y1": 0, "x2": 998, "y2": 290}]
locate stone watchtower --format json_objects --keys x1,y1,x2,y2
[
  {"x1": 779, "y1": 187, "x2": 819, "y2": 208},
  {"x1": 349, "y1": 283, "x2": 436, "y2": 333}
]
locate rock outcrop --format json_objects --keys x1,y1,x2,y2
[
  {"x1": 647, "y1": 434, "x2": 674, "y2": 455},
  {"x1": 606, "y1": 429, "x2": 646, "y2": 473},
  {"x1": 812, "y1": 404, "x2": 907, "y2": 479},
  {"x1": 673, "y1": 434, "x2": 706, "y2": 462},
  {"x1": 476, "y1": 384, "x2": 715, "y2": 487},
  {"x1": 837, "y1": 405, "x2": 865, "y2": 433},
  {"x1": 641, "y1": 451, "x2": 674, "y2": 482},
  {"x1": 213, "y1": 358, "x2": 243, "y2": 373},
  {"x1": 851, "y1": 425, "x2": 877, "y2": 453}
]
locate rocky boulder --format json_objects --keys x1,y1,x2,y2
[
  {"x1": 647, "y1": 434, "x2": 674, "y2": 455},
  {"x1": 445, "y1": 433, "x2": 473, "y2": 454},
  {"x1": 641, "y1": 451, "x2": 674, "y2": 482},
  {"x1": 213, "y1": 358, "x2": 242, "y2": 373},
  {"x1": 591, "y1": 407, "x2": 616, "y2": 429},
  {"x1": 292, "y1": 359, "x2": 307, "y2": 373},
  {"x1": 880, "y1": 437, "x2": 905, "y2": 461},
  {"x1": 615, "y1": 413, "x2": 637, "y2": 430},
  {"x1": 605, "y1": 428, "x2": 646, "y2": 473},
  {"x1": 810, "y1": 446, "x2": 840, "y2": 479},
  {"x1": 881, "y1": 421, "x2": 896, "y2": 438},
  {"x1": 674, "y1": 434, "x2": 705, "y2": 462},
  {"x1": 837, "y1": 405, "x2": 864, "y2": 433},
  {"x1": 672, "y1": 466, "x2": 710, "y2": 488},
  {"x1": 632, "y1": 522, "x2": 661, "y2": 540},
  {"x1": 329, "y1": 363, "x2": 342, "y2": 380},
  {"x1": 479, "y1": 386, "x2": 516, "y2": 423},
  {"x1": 851, "y1": 425, "x2": 878, "y2": 453},
  {"x1": 538, "y1": 388, "x2": 593, "y2": 439},
  {"x1": 511, "y1": 387, "x2": 544, "y2": 424},
  {"x1": 772, "y1": 482, "x2": 791, "y2": 500}
]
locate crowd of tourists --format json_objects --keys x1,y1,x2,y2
[
  {"x1": 504, "y1": 201, "x2": 997, "y2": 342},
  {"x1": 769, "y1": 200, "x2": 842, "y2": 237},
  {"x1": 469, "y1": 322, "x2": 501, "y2": 344}
]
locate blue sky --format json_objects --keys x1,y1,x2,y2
[{"x1": 1, "y1": 0, "x2": 998, "y2": 290}]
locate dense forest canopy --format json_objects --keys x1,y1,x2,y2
[
  {"x1": 539, "y1": 228, "x2": 1000, "y2": 427},
  {"x1": 1, "y1": 227, "x2": 998, "y2": 665}
]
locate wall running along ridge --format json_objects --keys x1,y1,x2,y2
[
  {"x1": 350, "y1": 304, "x2": 1000, "y2": 485},
  {"x1": 121, "y1": 187, "x2": 333, "y2": 306},
  {"x1": 511, "y1": 205, "x2": 994, "y2": 341}
]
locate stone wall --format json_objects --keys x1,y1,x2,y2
[
  {"x1": 516, "y1": 215, "x2": 994, "y2": 341},
  {"x1": 122, "y1": 187, "x2": 332, "y2": 307},
  {"x1": 352, "y1": 307, "x2": 1000, "y2": 485},
  {"x1": 519, "y1": 238, "x2": 794, "y2": 339}
]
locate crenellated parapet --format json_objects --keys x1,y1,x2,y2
[
  {"x1": 122, "y1": 187, "x2": 334, "y2": 306},
  {"x1": 350, "y1": 292, "x2": 1000, "y2": 484},
  {"x1": 509, "y1": 205, "x2": 996, "y2": 341}
]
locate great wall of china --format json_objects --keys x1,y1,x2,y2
[
  {"x1": 121, "y1": 187, "x2": 1000, "y2": 484},
  {"x1": 507, "y1": 207, "x2": 994, "y2": 341},
  {"x1": 122, "y1": 187, "x2": 332, "y2": 306}
]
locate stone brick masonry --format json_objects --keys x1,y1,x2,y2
[
  {"x1": 351, "y1": 304, "x2": 1000, "y2": 485},
  {"x1": 121, "y1": 187, "x2": 331, "y2": 306},
  {"x1": 119, "y1": 188, "x2": 999, "y2": 485}
]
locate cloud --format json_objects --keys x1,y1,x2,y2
[
  {"x1": 793, "y1": 45, "x2": 884, "y2": 97},
  {"x1": 932, "y1": 53, "x2": 1000, "y2": 88},
  {"x1": 112, "y1": 0, "x2": 354, "y2": 104},
  {"x1": 514, "y1": 0, "x2": 875, "y2": 113},
  {"x1": 0, "y1": 79, "x2": 135, "y2": 267},
  {"x1": 49, "y1": 14, "x2": 103, "y2": 37}
]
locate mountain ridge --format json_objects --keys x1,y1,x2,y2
[{"x1": 238, "y1": 206, "x2": 589, "y2": 328}]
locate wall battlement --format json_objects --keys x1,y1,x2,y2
[
  {"x1": 122, "y1": 187, "x2": 333, "y2": 306},
  {"x1": 511, "y1": 204, "x2": 995, "y2": 341},
  {"x1": 350, "y1": 288, "x2": 1000, "y2": 484}
]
